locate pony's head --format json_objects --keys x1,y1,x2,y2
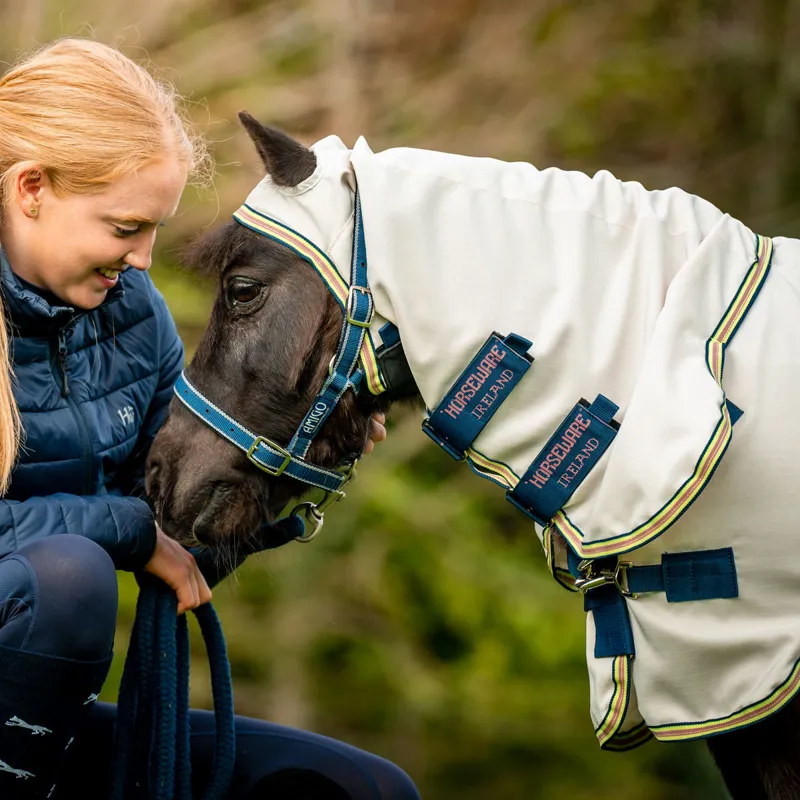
[{"x1": 146, "y1": 114, "x2": 391, "y2": 547}]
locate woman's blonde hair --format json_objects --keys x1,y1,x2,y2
[
  {"x1": 0, "y1": 37, "x2": 212, "y2": 491},
  {"x1": 0, "y1": 38, "x2": 210, "y2": 201},
  {"x1": 0, "y1": 319, "x2": 18, "y2": 493}
]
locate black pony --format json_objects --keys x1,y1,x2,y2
[{"x1": 146, "y1": 114, "x2": 800, "y2": 800}]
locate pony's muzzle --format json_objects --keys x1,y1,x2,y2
[
  {"x1": 146, "y1": 415, "x2": 260, "y2": 544},
  {"x1": 190, "y1": 481, "x2": 250, "y2": 546}
]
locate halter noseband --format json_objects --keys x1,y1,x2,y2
[{"x1": 174, "y1": 190, "x2": 385, "y2": 542}]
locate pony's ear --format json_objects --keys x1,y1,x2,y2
[{"x1": 238, "y1": 112, "x2": 317, "y2": 188}]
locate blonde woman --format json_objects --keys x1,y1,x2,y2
[{"x1": 0, "y1": 39, "x2": 410, "y2": 799}]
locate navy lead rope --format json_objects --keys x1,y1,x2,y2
[{"x1": 111, "y1": 515, "x2": 303, "y2": 799}]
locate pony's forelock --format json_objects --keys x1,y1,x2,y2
[{"x1": 181, "y1": 220, "x2": 251, "y2": 277}]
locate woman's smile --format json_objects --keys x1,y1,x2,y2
[{"x1": 95, "y1": 266, "x2": 125, "y2": 288}]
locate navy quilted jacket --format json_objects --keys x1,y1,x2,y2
[{"x1": 0, "y1": 251, "x2": 183, "y2": 571}]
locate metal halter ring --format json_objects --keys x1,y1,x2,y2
[
  {"x1": 289, "y1": 487, "x2": 347, "y2": 543},
  {"x1": 291, "y1": 502, "x2": 325, "y2": 542}
]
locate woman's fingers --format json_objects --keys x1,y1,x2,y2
[
  {"x1": 185, "y1": 566, "x2": 202, "y2": 615},
  {"x1": 368, "y1": 413, "x2": 387, "y2": 443},
  {"x1": 196, "y1": 566, "x2": 213, "y2": 606},
  {"x1": 145, "y1": 525, "x2": 212, "y2": 614},
  {"x1": 175, "y1": 572, "x2": 197, "y2": 615}
]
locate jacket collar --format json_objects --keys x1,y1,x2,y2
[{"x1": 0, "y1": 248, "x2": 125, "y2": 332}]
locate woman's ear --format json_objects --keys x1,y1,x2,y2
[{"x1": 10, "y1": 162, "x2": 50, "y2": 217}]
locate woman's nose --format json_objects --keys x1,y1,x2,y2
[
  {"x1": 125, "y1": 247, "x2": 153, "y2": 271},
  {"x1": 125, "y1": 232, "x2": 156, "y2": 271}
]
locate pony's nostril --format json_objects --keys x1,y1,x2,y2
[
  {"x1": 208, "y1": 481, "x2": 236, "y2": 500},
  {"x1": 145, "y1": 458, "x2": 163, "y2": 500},
  {"x1": 146, "y1": 453, "x2": 162, "y2": 481},
  {"x1": 191, "y1": 478, "x2": 262, "y2": 546}
]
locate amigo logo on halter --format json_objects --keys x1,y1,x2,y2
[{"x1": 301, "y1": 401, "x2": 329, "y2": 435}]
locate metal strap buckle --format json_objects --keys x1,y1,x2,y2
[
  {"x1": 574, "y1": 559, "x2": 636, "y2": 598},
  {"x1": 346, "y1": 285, "x2": 373, "y2": 328},
  {"x1": 247, "y1": 436, "x2": 292, "y2": 476}
]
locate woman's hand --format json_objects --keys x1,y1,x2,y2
[
  {"x1": 364, "y1": 411, "x2": 387, "y2": 455},
  {"x1": 143, "y1": 524, "x2": 213, "y2": 614}
]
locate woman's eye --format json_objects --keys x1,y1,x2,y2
[
  {"x1": 114, "y1": 225, "x2": 140, "y2": 237},
  {"x1": 227, "y1": 279, "x2": 262, "y2": 307}
]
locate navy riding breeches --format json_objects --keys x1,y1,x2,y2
[{"x1": 0, "y1": 535, "x2": 420, "y2": 799}]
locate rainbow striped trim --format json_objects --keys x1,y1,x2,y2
[
  {"x1": 541, "y1": 523, "x2": 576, "y2": 590},
  {"x1": 553, "y1": 568, "x2": 577, "y2": 592},
  {"x1": 603, "y1": 721, "x2": 653, "y2": 751},
  {"x1": 233, "y1": 204, "x2": 387, "y2": 395},
  {"x1": 465, "y1": 447, "x2": 519, "y2": 491},
  {"x1": 544, "y1": 525, "x2": 554, "y2": 571},
  {"x1": 651, "y1": 658, "x2": 800, "y2": 741},
  {"x1": 595, "y1": 655, "x2": 633, "y2": 747},
  {"x1": 552, "y1": 235, "x2": 773, "y2": 558}
]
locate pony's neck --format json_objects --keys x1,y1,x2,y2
[{"x1": 355, "y1": 146, "x2": 537, "y2": 416}]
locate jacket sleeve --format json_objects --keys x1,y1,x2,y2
[
  {"x1": 0, "y1": 493, "x2": 156, "y2": 571},
  {"x1": 111, "y1": 282, "x2": 185, "y2": 500}
]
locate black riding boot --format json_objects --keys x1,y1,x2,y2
[
  {"x1": 0, "y1": 535, "x2": 119, "y2": 798},
  {"x1": 0, "y1": 646, "x2": 112, "y2": 798}
]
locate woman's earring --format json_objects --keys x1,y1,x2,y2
[{"x1": 29, "y1": 208, "x2": 38, "y2": 216}]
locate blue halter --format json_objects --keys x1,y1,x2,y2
[{"x1": 174, "y1": 192, "x2": 376, "y2": 541}]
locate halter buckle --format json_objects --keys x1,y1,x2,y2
[
  {"x1": 247, "y1": 436, "x2": 291, "y2": 476},
  {"x1": 337, "y1": 460, "x2": 358, "y2": 487},
  {"x1": 346, "y1": 285, "x2": 373, "y2": 328}
]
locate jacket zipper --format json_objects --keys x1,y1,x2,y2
[
  {"x1": 56, "y1": 329, "x2": 69, "y2": 397},
  {"x1": 53, "y1": 325, "x2": 95, "y2": 494}
]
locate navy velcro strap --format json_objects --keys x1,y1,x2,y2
[
  {"x1": 379, "y1": 322, "x2": 401, "y2": 349},
  {"x1": 585, "y1": 585, "x2": 635, "y2": 658},
  {"x1": 422, "y1": 331, "x2": 533, "y2": 460},
  {"x1": 507, "y1": 394, "x2": 620, "y2": 526},
  {"x1": 624, "y1": 564, "x2": 663, "y2": 594},
  {"x1": 580, "y1": 548, "x2": 737, "y2": 657},
  {"x1": 627, "y1": 548, "x2": 738, "y2": 603}
]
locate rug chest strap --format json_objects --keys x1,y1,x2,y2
[{"x1": 578, "y1": 548, "x2": 739, "y2": 658}]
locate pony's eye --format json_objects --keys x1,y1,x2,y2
[{"x1": 227, "y1": 278, "x2": 263, "y2": 307}]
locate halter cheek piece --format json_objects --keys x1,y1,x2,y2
[{"x1": 175, "y1": 190, "x2": 387, "y2": 542}]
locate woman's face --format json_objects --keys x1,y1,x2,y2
[{"x1": 2, "y1": 157, "x2": 187, "y2": 309}]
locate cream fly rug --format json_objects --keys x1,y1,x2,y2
[{"x1": 232, "y1": 134, "x2": 800, "y2": 750}]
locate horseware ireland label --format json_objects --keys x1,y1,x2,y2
[
  {"x1": 508, "y1": 395, "x2": 620, "y2": 526},
  {"x1": 422, "y1": 331, "x2": 534, "y2": 460}
]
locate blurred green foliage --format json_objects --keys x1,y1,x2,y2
[{"x1": 5, "y1": 0, "x2": 800, "y2": 796}]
